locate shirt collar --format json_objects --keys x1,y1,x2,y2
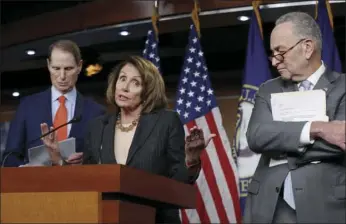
[
  {"x1": 51, "y1": 86, "x2": 77, "y2": 103},
  {"x1": 302, "y1": 61, "x2": 326, "y2": 87}
]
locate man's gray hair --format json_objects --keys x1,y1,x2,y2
[{"x1": 276, "y1": 12, "x2": 322, "y2": 52}]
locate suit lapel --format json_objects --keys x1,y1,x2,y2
[
  {"x1": 44, "y1": 88, "x2": 53, "y2": 127},
  {"x1": 313, "y1": 69, "x2": 338, "y2": 116},
  {"x1": 102, "y1": 115, "x2": 117, "y2": 164},
  {"x1": 69, "y1": 92, "x2": 84, "y2": 138},
  {"x1": 126, "y1": 111, "x2": 161, "y2": 165},
  {"x1": 313, "y1": 69, "x2": 337, "y2": 94}
]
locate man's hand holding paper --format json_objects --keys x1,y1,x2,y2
[{"x1": 271, "y1": 89, "x2": 345, "y2": 151}]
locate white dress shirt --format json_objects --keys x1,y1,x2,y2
[
  {"x1": 298, "y1": 62, "x2": 326, "y2": 146},
  {"x1": 270, "y1": 62, "x2": 326, "y2": 209},
  {"x1": 51, "y1": 86, "x2": 77, "y2": 136}
]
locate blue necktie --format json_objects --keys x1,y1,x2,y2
[
  {"x1": 299, "y1": 80, "x2": 312, "y2": 91},
  {"x1": 284, "y1": 79, "x2": 312, "y2": 209}
]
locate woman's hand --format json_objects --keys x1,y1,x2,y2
[
  {"x1": 40, "y1": 123, "x2": 62, "y2": 165},
  {"x1": 185, "y1": 126, "x2": 216, "y2": 167}
]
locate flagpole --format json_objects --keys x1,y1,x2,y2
[
  {"x1": 142, "y1": 0, "x2": 161, "y2": 73},
  {"x1": 252, "y1": 0, "x2": 264, "y2": 39},
  {"x1": 325, "y1": 0, "x2": 335, "y2": 30},
  {"x1": 191, "y1": 0, "x2": 201, "y2": 37},
  {"x1": 315, "y1": 0, "x2": 334, "y2": 30},
  {"x1": 152, "y1": 0, "x2": 160, "y2": 41}
]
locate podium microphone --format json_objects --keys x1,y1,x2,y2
[
  {"x1": 1, "y1": 115, "x2": 82, "y2": 167},
  {"x1": 1, "y1": 152, "x2": 25, "y2": 167},
  {"x1": 33, "y1": 115, "x2": 82, "y2": 142}
]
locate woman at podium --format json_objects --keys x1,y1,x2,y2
[{"x1": 40, "y1": 56, "x2": 214, "y2": 223}]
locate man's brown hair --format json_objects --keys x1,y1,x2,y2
[{"x1": 106, "y1": 56, "x2": 168, "y2": 114}]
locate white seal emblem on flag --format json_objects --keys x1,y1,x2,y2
[{"x1": 233, "y1": 84, "x2": 262, "y2": 198}]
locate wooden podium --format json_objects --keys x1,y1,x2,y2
[{"x1": 0, "y1": 164, "x2": 196, "y2": 223}]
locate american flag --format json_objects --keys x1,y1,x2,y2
[
  {"x1": 176, "y1": 24, "x2": 241, "y2": 224},
  {"x1": 142, "y1": 24, "x2": 161, "y2": 73}
]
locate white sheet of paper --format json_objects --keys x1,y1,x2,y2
[
  {"x1": 27, "y1": 145, "x2": 52, "y2": 166},
  {"x1": 270, "y1": 90, "x2": 328, "y2": 122},
  {"x1": 28, "y1": 137, "x2": 76, "y2": 166},
  {"x1": 58, "y1": 137, "x2": 76, "y2": 160}
]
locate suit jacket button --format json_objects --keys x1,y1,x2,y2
[{"x1": 275, "y1": 187, "x2": 280, "y2": 193}]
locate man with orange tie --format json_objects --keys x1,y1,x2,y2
[{"x1": 3, "y1": 40, "x2": 105, "y2": 167}]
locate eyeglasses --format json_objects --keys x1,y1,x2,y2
[{"x1": 268, "y1": 38, "x2": 306, "y2": 62}]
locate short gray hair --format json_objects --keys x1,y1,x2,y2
[{"x1": 276, "y1": 12, "x2": 322, "y2": 52}]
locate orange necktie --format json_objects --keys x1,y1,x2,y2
[{"x1": 54, "y1": 96, "x2": 68, "y2": 141}]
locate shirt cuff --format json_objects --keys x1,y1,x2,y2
[{"x1": 300, "y1": 121, "x2": 315, "y2": 146}]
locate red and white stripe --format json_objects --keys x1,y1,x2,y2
[{"x1": 180, "y1": 107, "x2": 241, "y2": 224}]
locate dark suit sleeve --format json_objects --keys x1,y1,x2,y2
[
  {"x1": 82, "y1": 119, "x2": 98, "y2": 165},
  {"x1": 3, "y1": 99, "x2": 28, "y2": 167},
  {"x1": 303, "y1": 92, "x2": 346, "y2": 158},
  {"x1": 334, "y1": 92, "x2": 345, "y2": 120},
  {"x1": 246, "y1": 84, "x2": 307, "y2": 155},
  {"x1": 166, "y1": 112, "x2": 198, "y2": 184}
]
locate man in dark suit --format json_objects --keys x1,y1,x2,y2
[
  {"x1": 3, "y1": 40, "x2": 105, "y2": 167},
  {"x1": 243, "y1": 12, "x2": 345, "y2": 223}
]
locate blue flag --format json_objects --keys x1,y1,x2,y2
[
  {"x1": 316, "y1": 0, "x2": 342, "y2": 72},
  {"x1": 233, "y1": 8, "x2": 272, "y2": 215}
]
